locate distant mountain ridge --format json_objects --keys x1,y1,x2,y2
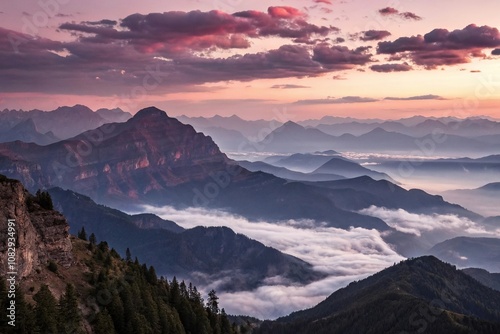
[
  {"x1": 463, "y1": 268, "x2": 500, "y2": 291},
  {"x1": 0, "y1": 107, "x2": 479, "y2": 236},
  {"x1": 0, "y1": 105, "x2": 132, "y2": 143},
  {"x1": 428, "y1": 237, "x2": 500, "y2": 272}
]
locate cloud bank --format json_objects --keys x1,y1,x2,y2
[
  {"x1": 378, "y1": 24, "x2": 500, "y2": 68},
  {"x1": 359, "y1": 206, "x2": 499, "y2": 238},
  {"x1": 138, "y1": 205, "x2": 403, "y2": 319}
]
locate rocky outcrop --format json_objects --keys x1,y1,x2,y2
[
  {"x1": 0, "y1": 107, "x2": 246, "y2": 206},
  {"x1": 0, "y1": 175, "x2": 72, "y2": 279}
]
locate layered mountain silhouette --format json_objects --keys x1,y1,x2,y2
[
  {"x1": 178, "y1": 114, "x2": 282, "y2": 139},
  {"x1": 0, "y1": 118, "x2": 59, "y2": 145},
  {"x1": 48, "y1": 186, "x2": 325, "y2": 291},
  {"x1": 443, "y1": 182, "x2": 500, "y2": 217},
  {"x1": 0, "y1": 105, "x2": 131, "y2": 143},
  {"x1": 0, "y1": 107, "x2": 478, "y2": 233},
  {"x1": 315, "y1": 117, "x2": 500, "y2": 138},
  {"x1": 463, "y1": 268, "x2": 500, "y2": 292},
  {"x1": 264, "y1": 153, "x2": 339, "y2": 173},
  {"x1": 253, "y1": 121, "x2": 497, "y2": 156},
  {"x1": 257, "y1": 256, "x2": 500, "y2": 334},
  {"x1": 237, "y1": 160, "x2": 345, "y2": 182},
  {"x1": 257, "y1": 121, "x2": 337, "y2": 153},
  {"x1": 428, "y1": 237, "x2": 500, "y2": 272},
  {"x1": 311, "y1": 156, "x2": 393, "y2": 181}
]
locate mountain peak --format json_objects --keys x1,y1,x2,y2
[
  {"x1": 132, "y1": 106, "x2": 169, "y2": 119},
  {"x1": 281, "y1": 120, "x2": 304, "y2": 130},
  {"x1": 54, "y1": 104, "x2": 93, "y2": 114}
]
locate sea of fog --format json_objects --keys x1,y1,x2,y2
[{"x1": 133, "y1": 205, "x2": 499, "y2": 319}]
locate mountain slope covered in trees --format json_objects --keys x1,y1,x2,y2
[{"x1": 257, "y1": 256, "x2": 500, "y2": 334}]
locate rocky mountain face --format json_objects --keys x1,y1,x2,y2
[
  {"x1": 0, "y1": 107, "x2": 245, "y2": 206},
  {"x1": 258, "y1": 256, "x2": 500, "y2": 334},
  {"x1": 0, "y1": 175, "x2": 72, "y2": 279}
]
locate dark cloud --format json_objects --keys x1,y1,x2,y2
[
  {"x1": 173, "y1": 45, "x2": 332, "y2": 83},
  {"x1": 400, "y1": 12, "x2": 422, "y2": 21},
  {"x1": 377, "y1": 24, "x2": 500, "y2": 68},
  {"x1": 55, "y1": 13, "x2": 72, "y2": 18},
  {"x1": 83, "y1": 19, "x2": 118, "y2": 26},
  {"x1": 271, "y1": 84, "x2": 310, "y2": 89},
  {"x1": 360, "y1": 30, "x2": 391, "y2": 41},
  {"x1": 378, "y1": 7, "x2": 421, "y2": 21},
  {"x1": 370, "y1": 62, "x2": 412, "y2": 72},
  {"x1": 294, "y1": 96, "x2": 378, "y2": 105},
  {"x1": 492, "y1": 48, "x2": 500, "y2": 55},
  {"x1": 384, "y1": 95, "x2": 445, "y2": 101},
  {"x1": 314, "y1": 0, "x2": 333, "y2": 4},
  {"x1": 0, "y1": 25, "x2": 341, "y2": 95},
  {"x1": 312, "y1": 44, "x2": 373, "y2": 70},
  {"x1": 379, "y1": 7, "x2": 399, "y2": 15},
  {"x1": 61, "y1": 7, "x2": 337, "y2": 54}
]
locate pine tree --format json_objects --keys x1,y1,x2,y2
[
  {"x1": 34, "y1": 284, "x2": 58, "y2": 333},
  {"x1": 58, "y1": 283, "x2": 82, "y2": 333},
  {"x1": 89, "y1": 233, "x2": 97, "y2": 250},
  {"x1": 35, "y1": 190, "x2": 54, "y2": 210},
  {"x1": 207, "y1": 289, "x2": 220, "y2": 314},
  {"x1": 94, "y1": 309, "x2": 116, "y2": 334},
  {"x1": 126, "y1": 247, "x2": 132, "y2": 262},
  {"x1": 220, "y1": 308, "x2": 233, "y2": 334},
  {"x1": 78, "y1": 227, "x2": 87, "y2": 241},
  {"x1": 15, "y1": 287, "x2": 36, "y2": 334}
]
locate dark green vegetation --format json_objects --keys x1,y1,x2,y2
[
  {"x1": 25, "y1": 190, "x2": 54, "y2": 211},
  {"x1": 463, "y1": 268, "x2": 500, "y2": 292},
  {"x1": 257, "y1": 256, "x2": 500, "y2": 334},
  {"x1": 0, "y1": 237, "x2": 247, "y2": 334}
]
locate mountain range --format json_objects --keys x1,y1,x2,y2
[
  {"x1": 177, "y1": 114, "x2": 500, "y2": 157},
  {"x1": 256, "y1": 122, "x2": 497, "y2": 156},
  {"x1": 0, "y1": 107, "x2": 483, "y2": 261},
  {"x1": 257, "y1": 256, "x2": 500, "y2": 333},
  {"x1": 428, "y1": 237, "x2": 500, "y2": 273},
  {"x1": 48, "y1": 186, "x2": 325, "y2": 291},
  {"x1": 0, "y1": 105, "x2": 131, "y2": 144},
  {"x1": 3, "y1": 172, "x2": 500, "y2": 332},
  {"x1": 463, "y1": 268, "x2": 500, "y2": 291},
  {"x1": 0, "y1": 175, "x2": 244, "y2": 333},
  {"x1": 442, "y1": 182, "x2": 500, "y2": 217}
]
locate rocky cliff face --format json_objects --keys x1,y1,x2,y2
[
  {"x1": 0, "y1": 107, "x2": 246, "y2": 206},
  {"x1": 0, "y1": 175, "x2": 72, "y2": 279}
]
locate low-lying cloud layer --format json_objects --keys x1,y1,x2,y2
[
  {"x1": 360, "y1": 206, "x2": 500, "y2": 239},
  {"x1": 139, "y1": 205, "x2": 403, "y2": 319}
]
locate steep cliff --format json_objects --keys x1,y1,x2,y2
[
  {"x1": 0, "y1": 107, "x2": 245, "y2": 206},
  {"x1": 0, "y1": 175, "x2": 72, "y2": 279}
]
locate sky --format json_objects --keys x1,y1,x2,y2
[{"x1": 1, "y1": 0, "x2": 500, "y2": 120}]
